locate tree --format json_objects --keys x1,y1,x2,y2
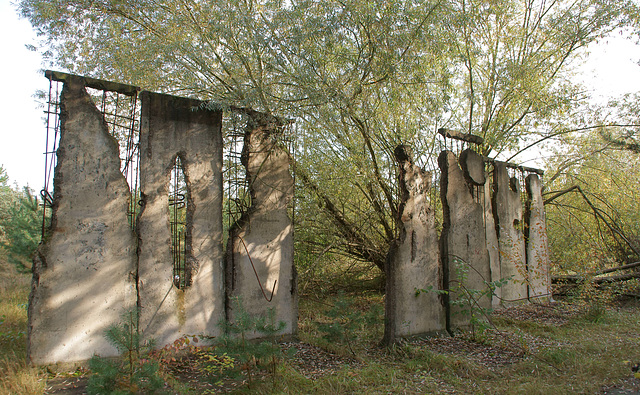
[
  {"x1": 598, "y1": 93, "x2": 640, "y2": 153},
  {"x1": 18, "y1": 0, "x2": 639, "y2": 275},
  {"x1": 544, "y1": 131, "x2": 640, "y2": 275},
  {"x1": 0, "y1": 167, "x2": 42, "y2": 273}
]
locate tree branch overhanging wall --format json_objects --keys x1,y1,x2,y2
[{"x1": 28, "y1": 72, "x2": 552, "y2": 363}]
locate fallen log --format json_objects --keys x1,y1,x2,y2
[
  {"x1": 553, "y1": 270, "x2": 640, "y2": 285},
  {"x1": 597, "y1": 261, "x2": 640, "y2": 275}
]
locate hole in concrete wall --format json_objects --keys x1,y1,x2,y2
[
  {"x1": 86, "y1": 87, "x2": 141, "y2": 229},
  {"x1": 169, "y1": 155, "x2": 190, "y2": 289},
  {"x1": 222, "y1": 111, "x2": 251, "y2": 249}
]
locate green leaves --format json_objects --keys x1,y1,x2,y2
[
  {"x1": 0, "y1": 167, "x2": 42, "y2": 273},
  {"x1": 87, "y1": 310, "x2": 164, "y2": 395},
  {"x1": 17, "y1": 0, "x2": 640, "y2": 273},
  {"x1": 210, "y1": 297, "x2": 288, "y2": 388}
]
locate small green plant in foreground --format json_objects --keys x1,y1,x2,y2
[
  {"x1": 201, "y1": 297, "x2": 288, "y2": 389},
  {"x1": 417, "y1": 256, "x2": 510, "y2": 340},
  {"x1": 313, "y1": 292, "x2": 383, "y2": 355},
  {"x1": 87, "y1": 310, "x2": 164, "y2": 394},
  {"x1": 569, "y1": 278, "x2": 614, "y2": 323}
]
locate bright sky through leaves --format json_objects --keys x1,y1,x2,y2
[{"x1": 1, "y1": 0, "x2": 639, "y2": 189}]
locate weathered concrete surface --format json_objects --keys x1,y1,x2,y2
[
  {"x1": 460, "y1": 149, "x2": 486, "y2": 186},
  {"x1": 225, "y1": 111, "x2": 297, "y2": 337},
  {"x1": 384, "y1": 146, "x2": 444, "y2": 344},
  {"x1": 492, "y1": 162, "x2": 528, "y2": 305},
  {"x1": 28, "y1": 76, "x2": 136, "y2": 365},
  {"x1": 484, "y1": 178, "x2": 502, "y2": 309},
  {"x1": 525, "y1": 174, "x2": 551, "y2": 300},
  {"x1": 439, "y1": 150, "x2": 491, "y2": 330},
  {"x1": 137, "y1": 91, "x2": 224, "y2": 347}
]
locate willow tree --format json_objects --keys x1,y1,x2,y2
[
  {"x1": 19, "y1": 0, "x2": 638, "y2": 275},
  {"x1": 544, "y1": 132, "x2": 640, "y2": 274}
]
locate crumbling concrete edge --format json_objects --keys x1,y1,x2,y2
[{"x1": 224, "y1": 110, "x2": 298, "y2": 338}]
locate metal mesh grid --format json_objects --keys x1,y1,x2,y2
[
  {"x1": 42, "y1": 76, "x2": 141, "y2": 237},
  {"x1": 169, "y1": 155, "x2": 188, "y2": 289},
  {"x1": 86, "y1": 87, "x2": 141, "y2": 231},
  {"x1": 224, "y1": 110, "x2": 250, "y2": 235},
  {"x1": 41, "y1": 78, "x2": 62, "y2": 239},
  {"x1": 223, "y1": 111, "x2": 296, "y2": 234}
]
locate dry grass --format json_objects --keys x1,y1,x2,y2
[
  {"x1": 1, "y1": 259, "x2": 639, "y2": 394},
  {"x1": 0, "y1": 258, "x2": 45, "y2": 395}
]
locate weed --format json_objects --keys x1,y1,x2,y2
[
  {"x1": 418, "y1": 256, "x2": 510, "y2": 340},
  {"x1": 569, "y1": 278, "x2": 613, "y2": 323},
  {"x1": 0, "y1": 262, "x2": 45, "y2": 394}
]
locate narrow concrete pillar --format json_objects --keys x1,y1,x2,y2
[
  {"x1": 225, "y1": 111, "x2": 297, "y2": 337},
  {"x1": 384, "y1": 146, "x2": 444, "y2": 344},
  {"x1": 439, "y1": 149, "x2": 492, "y2": 330},
  {"x1": 137, "y1": 92, "x2": 224, "y2": 347},
  {"x1": 525, "y1": 174, "x2": 551, "y2": 300},
  {"x1": 484, "y1": 176, "x2": 502, "y2": 309},
  {"x1": 28, "y1": 76, "x2": 136, "y2": 365},
  {"x1": 492, "y1": 162, "x2": 528, "y2": 305}
]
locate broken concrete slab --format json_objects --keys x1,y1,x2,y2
[
  {"x1": 492, "y1": 162, "x2": 528, "y2": 305},
  {"x1": 438, "y1": 128, "x2": 484, "y2": 145},
  {"x1": 28, "y1": 76, "x2": 137, "y2": 365},
  {"x1": 225, "y1": 110, "x2": 297, "y2": 338},
  {"x1": 384, "y1": 146, "x2": 444, "y2": 344},
  {"x1": 137, "y1": 91, "x2": 224, "y2": 347},
  {"x1": 525, "y1": 174, "x2": 551, "y2": 300},
  {"x1": 439, "y1": 150, "x2": 492, "y2": 330}
]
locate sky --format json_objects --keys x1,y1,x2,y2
[
  {"x1": 1, "y1": 0, "x2": 640, "y2": 189},
  {"x1": 1, "y1": 0, "x2": 47, "y2": 190}
]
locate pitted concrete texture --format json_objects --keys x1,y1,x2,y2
[
  {"x1": 28, "y1": 76, "x2": 136, "y2": 365},
  {"x1": 525, "y1": 174, "x2": 551, "y2": 300},
  {"x1": 137, "y1": 91, "x2": 224, "y2": 347},
  {"x1": 384, "y1": 146, "x2": 444, "y2": 344},
  {"x1": 439, "y1": 150, "x2": 491, "y2": 329},
  {"x1": 226, "y1": 111, "x2": 297, "y2": 338},
  {"x1": 492, "y1": 162, "x2": 528, "y2": 305}
]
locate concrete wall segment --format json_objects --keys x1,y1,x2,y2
[
  {"x1": 137, "y1": 91, "x2": 224, "y2": 347},
  {"x1": 28, "y1": 76, "x2": 137, "y2": 365},
  {"x1": 384, "y1": 145, "x2": 444, "y2": 344},
  {"x1": 439, "y1": 150, "x2": 492, "y2": 330},
  {"x1": 492, "y1": 162, "x2": 528, "y2": 305},
  {"x1": 525, "y1": 174, "x2": 552, "y2": 300},
  {"x1": 226, "y1": 111, "x2": 297, "y2": 338}
]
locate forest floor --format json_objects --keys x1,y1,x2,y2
[{"x1": 2, "y1": 262, "x2": 640, "y2": 394}]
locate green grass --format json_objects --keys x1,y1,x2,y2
[{"x1": 1, "y1": 265, "x2": 638, "y2": 394}]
